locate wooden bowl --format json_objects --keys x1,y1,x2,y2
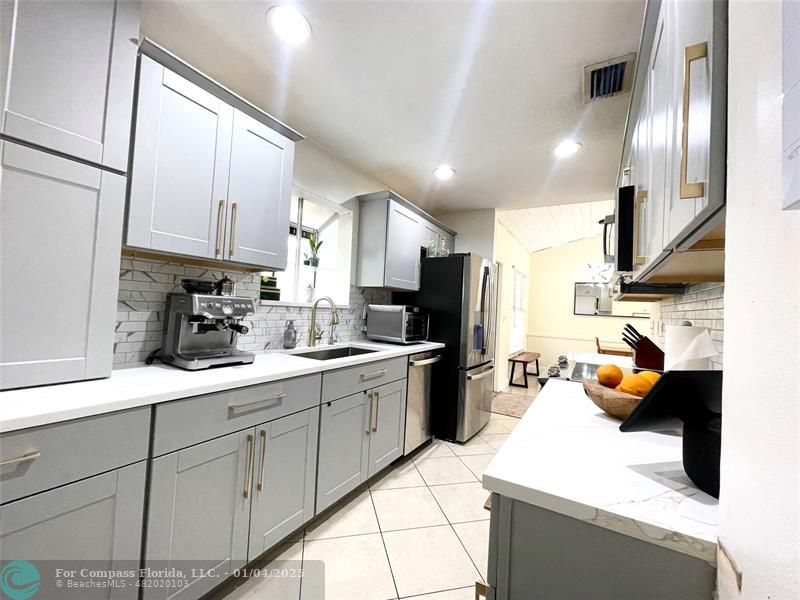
[{"x1": 583, "y1": 380, "x2": 642, "y2": 421}]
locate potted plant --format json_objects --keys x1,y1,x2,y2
[{"x1": 303, "y1": 232, "x2": 323, "y2": 267}]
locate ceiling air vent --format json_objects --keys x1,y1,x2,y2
[{"x1": 583, "y1": 53, "x2": 636, "y2": 102}]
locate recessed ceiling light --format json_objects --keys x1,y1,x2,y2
[
  {"x1": 267, "y1": 5, "x2": 312, "y2": 46},
  {"x1": 434, "y1": 165, "x2": 455, "y2": 181},
  {"x1": 553, "y1": 140, "x2": 583, "y2": 158}
]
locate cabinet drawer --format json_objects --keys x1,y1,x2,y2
[
  {"x1": 322, "y1": 357, "x2": 407, "y2": 403},
  {"x1": 153, "y1": 374, "x2": 321, "y2": 456},
  {"x1": 0, "y1": 408, "x2": 150, "y2": 504}
]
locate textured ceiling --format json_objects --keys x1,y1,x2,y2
[
  {"x1": 497, "y1": 200, "x2": 613, "y2": 253},
  {"x1": 141, "y1": 1, "x2": 644, "y2": 212}
]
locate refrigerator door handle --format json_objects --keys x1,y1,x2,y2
[
  {"x1": 480, "y1": 266, "x2": 490, "y2": 354},
  {"x1": 467, "y1": 365, "x2": 494, "y2": 381}
]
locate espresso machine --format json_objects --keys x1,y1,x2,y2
[{"x1": 161, "y1": 293, "x2": 257, "y2": 370}]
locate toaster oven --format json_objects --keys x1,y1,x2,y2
[{"x1": 366, "y1": 305, "x2": 428, "y2": 344}]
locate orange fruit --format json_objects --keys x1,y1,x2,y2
[
  {"x1": 638, "y1": 371, "x2": 661, "y2": 386},
  {"x1": 597, "y1": 364, "x2": 624, "y2": 388},
  {"x1": 618, "y1": 374, "x2": 654, "y2": 398}
]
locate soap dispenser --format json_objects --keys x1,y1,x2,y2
[{"x1": 283, "y1": 320, "x2": 298, "y2": 349}]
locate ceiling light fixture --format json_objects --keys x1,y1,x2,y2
[
  {"x1": 434, "y1": 165, "x2": 456, "y2": 181},
  {"x1": 553, "y1": 140, "x2": 583, "y2": 158},
  {"x1": 267, "y1": 5, "x2": 312, "y2": 46}
]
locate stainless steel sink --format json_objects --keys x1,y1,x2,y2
[
  {"x1": 569, "y1": 362, "x2": 599, "y2": 382},
  {"x1": 293, "y1": 346, "x2": 377, "y2": 360}
]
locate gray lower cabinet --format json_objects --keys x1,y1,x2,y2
[
  {"x1": 0, "y1": 461, "x2": 147, "y2": 599},
  {"x1": 0, "y1": 140, "x2": 126, "y2": 390},
  {"x1": 145, "y1": 406, "x2": 320, "y2": 599},
  {"x1": 317, "y1": 378, "x2": 408, "y2": 512},
  {"x1": 248, "y1": 407, "x2": 319, "y2": 560},
  {"x1": 145, "y1": 429, "x2": 251, "y2": 600},
  {"x1": 316, "y1": 392, "x2": 371, "y2": 513},
  {"x1": 367, "y1": 379, "x2": 407, "y2": 478},
  {"x1": 486, "y1": 493, "x2": 715, "y2": 600}
]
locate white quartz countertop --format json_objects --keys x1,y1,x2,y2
[
  {"x1": 483, "y1": 379, "x2": 719, "y2": 565},
  {"x1": 0, "y1": 341, "x2": 444, "y2": 433}
]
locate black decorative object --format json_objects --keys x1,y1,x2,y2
[{"x1": 619, "y1": 370, "x2": 722, "y2": 498}]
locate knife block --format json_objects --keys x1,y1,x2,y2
[{"x1": 632, "y1": 336, "x2": 665, "y2": 371}]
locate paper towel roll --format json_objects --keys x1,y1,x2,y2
[{"x1": 664, "y1": 325, "x2": 718, "y2": 370}]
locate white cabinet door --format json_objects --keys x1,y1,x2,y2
[
  {"x1": 645, "y1": 6, "x2": 671, "y2": 264},
  {"x1": 384, "y1": 200, "x2": 423, "y2": 289},
  {"x1": 127, "y1": 56, "x2": 233, "y2": 259},
  {"x1": 665, "y1": 0, "x2": 713, "y2": 244},
  {"x1": 225, "y1": 110, "x2": 293, "y2": 269},
  {"x1": 0, "y1": 0, "x2": 139, "y2": 172},
  {"x1": 0, "y1": 140, "x2": 124, "y2": 390}
]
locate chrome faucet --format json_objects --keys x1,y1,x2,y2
[{"x1": 308, "y1": 296, "x2": 340, "y2": 347}]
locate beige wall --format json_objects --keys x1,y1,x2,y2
[
  {"x1": 493, "y1": 223, "x2": 530, "y2": 389},
  {"x1": 527, "y1": 236, "x2": 651, "y2": 368},
  {"x1": 434, "y1": 209, "x2": 497, "y2": 261}
]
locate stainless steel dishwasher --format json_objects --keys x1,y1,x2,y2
[{"x1": 405, "y1": 350, "x2": 442, "y2": 454}]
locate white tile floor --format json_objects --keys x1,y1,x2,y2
[{"x1": 220, "y1": 412, "x2": 520, "y2": 600}]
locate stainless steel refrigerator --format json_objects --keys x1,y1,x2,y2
[{"x1": 395, "y1": 253, "x2": 495, "y2": 442}]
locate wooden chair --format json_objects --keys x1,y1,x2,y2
[{"x1": 595, "y1": 337, "x2": 633, "y2": 357}]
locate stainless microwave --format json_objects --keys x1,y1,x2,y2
[
  {"x1": 366, "y1": 305, "x2": 428, "y2": 344},
  {"x1": 602, "y1": 184, "x2": 635, "y2": 272}
]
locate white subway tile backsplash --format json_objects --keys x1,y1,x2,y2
[
  {"x1": 657, "y1": 283, "x2": 724, "y2": 370},
  {"x1": 114, "y1": 256, "x2": 389, "y2": 366}
]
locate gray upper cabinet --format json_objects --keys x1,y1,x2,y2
[
  {"x1": 0, "y1": 462, "x2": 146, "y2": 599},
  {"x1": 0, "y1": 0, "x2": 139, "y2": 172},
  {"x1": 0, "y1": 140, "x2": 125, "y2": 389},
  {"x1": 356, "y1": 191, "x2": 455, "y2": 290},
  {"x1": 316, "y1": 392, "x2": 371, "y2": 513},
  {"x1": 367, "y1": 379, "x2": 407, "y2": 478},
  {"x1": 385, "y1": 200, "x2": 424, "y2": 289},
  {"x1": 248, "y1": 407, "x2": 319, "y2": 560},
  {"x1": 146, "y1": 429, "x2": 251, "y2": 600},
  {"x1": 127, "y1": 54, "x2": 294, "y2": 270},
  {"x1": 620, "y1": 0, "x2": 726, "y2": 283},
  {"x1": 225, "y1": 110, "x2": 294, "y2": 269},
  {"x1": 127, "y1": 55, "x2": 233, "y2": 259}
]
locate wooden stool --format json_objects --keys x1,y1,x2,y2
[{"x1": 508, "y1": 352, "x2": 541, "y2": 388}]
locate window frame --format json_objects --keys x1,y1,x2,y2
[{"x1": 261, "y1": 188, "x2": 354, "y2": 307}]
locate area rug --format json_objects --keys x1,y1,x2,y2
[{"x1": 491, "y1": 391, "x2": 536, "y2": 419}]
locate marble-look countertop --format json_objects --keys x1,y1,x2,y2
[
  {"x1": 0, "y1": 341, "x2": 444, "y2": 433},
  {"x1": 483, "y1": 378, "x2": 719, "y2": 565}
]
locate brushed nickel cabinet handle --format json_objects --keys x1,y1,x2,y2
[
  {"x1": 633, "y1": 191, "x2": 647, "y2": 266},
  {"x1": 360, "y1": 368, "x2": 387, "y2": 381},
  {"x1": 0, "y1": 451, "x2": 41, "y2": 467},
  {"x1": 680, "y1": 41, "x2": 708, "y2": 199},
  {"x1": 372, "y1": 391, "x2": 380, "y2": 433},
  {"x1": 229, "y1": 202, "x2": 238, "y2": 256},
  {"x1": 257, "y1": 429, "x2": 267, "y2": 492},
  {"x1": 229, "y1": 393, "x2": 285, "y2": 415},
  {"x1": 215, "y1": 200, "x2": 225, "y2": 257},
  {"x1": 366, "y1": 392, "x2": 373, "y2": 435},
  {"x1": 244, "y1": 433, "x2": 254, "y2": 499}
]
